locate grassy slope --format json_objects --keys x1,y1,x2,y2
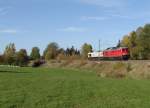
[{"x1": 0, "y1": 67, "x2": 150, "y2": 108}]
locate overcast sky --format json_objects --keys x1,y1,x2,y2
[{"x1": 0, "y1": 0, "x2": 150, "y2": 54}]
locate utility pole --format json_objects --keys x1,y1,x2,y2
[
  {"x1": 99, "y1": 39, "x2": 101, "y2": 51},
  {"x1": 98, "y1": 39, "x2": 101, "y2": 61}
]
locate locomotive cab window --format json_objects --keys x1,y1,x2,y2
[
  {"x1": 88, "y1": 54, "x2": 91, "y2": 57},
  {"x1": 122, "y1": 49, "x2": 125, "y2": 51}
]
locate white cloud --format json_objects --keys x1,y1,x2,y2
[
  {"x1": 81, "y1": 16, "x2": 108, "y2": 20},
  {"x1": 58, "y1": 27, "x2": 86, "y2": 32},
  {"x1": 110, "y1": 11, "x2": 150, "y2": 20},
  {"x1": 79, "y1": 0, "x2": 125, "y2": 8},
  {"x1": 81, "y1": 12, "x2": 149, "y2": 21},
  {"x1": 110, "y1": 14, "x2": 133, "y2": 19},
  {"x1": 0, "y1": 29, "x2": 18, "y2": 34},
  {"x1": 79, "y1": 0, "x2": 150, "y2": 20},
  {"x1": 80, "y1": 15, "x2": 133, "y2": 21}
]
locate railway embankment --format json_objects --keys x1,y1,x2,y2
[{"x1": 42, "y1": 60, "x2": 150, "y2": 79}]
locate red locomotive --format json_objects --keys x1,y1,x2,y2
[{"x1": 88, "y1": 47, "x2": 130, "y2": 60}]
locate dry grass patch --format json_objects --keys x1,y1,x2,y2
[
  {"x1": 41, "y1": 59, "x2": 150, "y2": 79},
  {"x1": 96, "y1": 62, "x2": 127, "y2": 78}
]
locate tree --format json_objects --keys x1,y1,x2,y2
[
  {"x1": 120, "y1": 24, "x2": 150, "y2": 60},
  {"x1": 116, "y1": 40, "x2": 121, "y2": 48},
  {"x1": 128, "y1": 31, "x2": 139, "y2": 59},
  {"x1": 75, "y1": 49, "x2": 80, "y2": 55},
  {"x1": 121, "y1": 35, "x2": 130, "y2": 47},
  {"x1": 136, "y1": 27, "x2": 143, "y2": 37},
  {"x1": 65, "y1": 46, "x2": 80, "y2": 56},
  {"x1": 43, "y1": 42, "x2": 59, "y2": 60},
  {"x1": 4, "y1": 43, "x2": 16, "y2": 65},
  {"x1": 81, "y1": 43, "x2": 93, "y2": 59},
  {"x1": 65, "y1": 48, "x2": 70, "y2": 56},
  {"x1": 15, "y1": 49, "x2": 28, "y2": 66},
  {"x1": 121, "y1": 31, "x2": 141, "y2": 59},
  {"x1": 30, "y1": 47, "x2": 40, "y2": 60},
  {"x1": 58, "y1": 48, "x2": 65, "y2": 54},
  {"x1": 138, "y1": 24, "x2": 150, "y2": 59}
]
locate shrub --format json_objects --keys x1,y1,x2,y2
[
  {"x1": 32, "y1": 60, "x2": 45, "y2": 67},
  {"x1": 113, "y1": 62, "x2": 125, "y2": 70},
  {"x1": 111, "y1": 62, "x2": 127, "y2": 78},
  {"x1": 126, "y1": 63, "x2": 132, "y2": 72},
  {"x1": 0, "y1": 55, "x2": 4, "y2": 64},
  {"x1": 60, "y1": 59, "x2": 73, "y2": 67},
  {"x1": 79, "y1": 60, "x2": 87, "y2": 67}
]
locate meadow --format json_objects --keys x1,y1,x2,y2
[{"x1": 0, "y1": 66, "x2": 150, "y2": 108}]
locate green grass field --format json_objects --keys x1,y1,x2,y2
[{"x1": 0, "y1": 66, "x2": 150, "y2": 108}]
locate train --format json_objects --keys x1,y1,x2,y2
[{"x1": 88, "y1": 47, "x2": 130, "y2": 60}]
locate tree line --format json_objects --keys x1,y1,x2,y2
[
  {"x1": 0, "y1": 42, "x2": 93, "y2": 66},
  {"x1": 120, "y1": 24, "x2": 150, "y2": 60},
  {"x1": 0, "y1": 24, "x2": 149, "y2": 66}
]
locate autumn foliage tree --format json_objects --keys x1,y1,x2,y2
[
  {"x1": 3, "y1": 43, "x2": 16, "y2": 65},
  {"x1": 43, "y1": 42, "x2": 59, "y2": 60},
  {"x1": 81, "y1": 43, "x2": 93, "y2": 59},
  {"x1": 121, "y1": 24, "x2": 150, "y2": 59}
]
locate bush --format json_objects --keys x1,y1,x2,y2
[
  {"x1": 79, "y1": 60, "x2": 87, "y2": 67},
  {"x1": 126, "y1": 63, "x2": 132, "y2": 72},
  {"x1": 113, "y1": 62, "x2": 125, "y2": 70},
  {"x1": 32, "y1": 60, "x2": 45, "y2": 67},
  {"x1": 60, "y1": 59, "x2": 73, "y2": 67},
  {"x1": 111, "y1": 62, "x2": 127, "y2": 78},
  {"x1": 57, "y1": 53, "x2": 66, "y2": 60}
]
